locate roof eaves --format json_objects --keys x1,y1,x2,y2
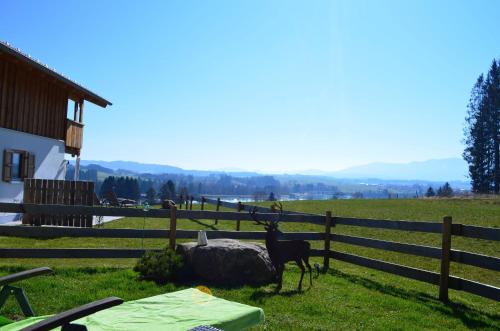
[{"x1": 0, "y1": 40, "x2": 112, "y2": 108}]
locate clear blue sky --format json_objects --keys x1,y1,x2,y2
[{"x1": 1, "y1": 0, "x2": 499, "y2": 173}]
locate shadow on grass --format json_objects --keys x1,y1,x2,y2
[
  {"x1": 187, "y1": 218, "x2": 218, "y2": 230},
  {"x1": 328, "y1": 268, "x2": 500, "y2": 329},
  {"x1": 250, "y1": 286, "x2": 312, "y2": 304},
  {"x1": 170, "y1": 274, "x2": 312, "y2": 304}
]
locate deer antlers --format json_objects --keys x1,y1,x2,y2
[
  {"x1": 271, "y1": 202, "x2": 283, "y2": 214},
  {"x1": 249, "y1": 206, "x2": 271, "y2": 226},
  {"x1": 249, "y1": 202, "x2": 285, "y2": 226}
]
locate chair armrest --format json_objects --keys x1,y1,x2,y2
[
  {"x1": 20, "y1": 296, "x2": 124, "y2": 331},
  {"x1": 0, "y1": 267, "x2": 53, "y2": 286}
]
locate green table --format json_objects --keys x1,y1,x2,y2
[{"x1": 1, "y1": 288, "x2": 264, "y2": 331}]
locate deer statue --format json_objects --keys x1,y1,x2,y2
[{"x1": 250, "y1": 202, "x2": 312, "y2": 292}]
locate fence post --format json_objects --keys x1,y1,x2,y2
[
  {"x1": 201, "y1": 197, "x2": 205, "y2": 210},
  {"x1": 169, "y1": 205, "x2": 177, "y2": 250},
  {"x1": 439, "y1": 216, "x2": 452, "y2": 302},
  {"x1": 185, "y1": 197, "x2": 188, "y2": 210},
  {"x1": 236, "y1": 201, "x2": 243, "y2": 231},
  {"x1": 215, "y1": 198, "x2": 221, "y2": 225},
  {"x1": 323, "y1": 211, "x2": 332, "y2": 271},
  {"x1": 189, "y1": 196, "x2": 193, "y2": 210},
  {"x1": 178, "y1": 195, "x2": 183, "y2": 209}
]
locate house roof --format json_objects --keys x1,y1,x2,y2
[{"x1": 0, "y1": 40, "x2": 112, "y2": 108}]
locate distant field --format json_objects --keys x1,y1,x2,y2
[{"x1": 1, "y1": 198, "x2": 499, "y2": 330}]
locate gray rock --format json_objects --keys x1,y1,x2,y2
[{"x1": 176, "y1": 239, "x2": 276, "y2": 285}]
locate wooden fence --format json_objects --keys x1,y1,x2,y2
[
  {"x1": 0, "y1": 201, "x2": 498, "y2": 303},
  {"x1": 23, "y1": 179, "x2": 95, "y2": 227}
]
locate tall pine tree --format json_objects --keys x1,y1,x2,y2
[{"x1": 463, "y1": 59, "x2": 500, "y2": 194}]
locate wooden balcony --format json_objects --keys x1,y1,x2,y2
[{"x1": 65, "y1": 119, "x2": 84, "y2": 156}]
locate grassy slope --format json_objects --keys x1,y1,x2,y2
[{"x1": 0, "y1": 199, "x2": 499, "y2": 330}]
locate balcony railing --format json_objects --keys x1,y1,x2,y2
[{"x1": 65, "y1": 119, "x2": 84, "y2": 155}]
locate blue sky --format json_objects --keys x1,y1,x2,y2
[{"x1": 1, "y1": 0, "x2": 499, "y2": 173}]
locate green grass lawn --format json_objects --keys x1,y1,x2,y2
[{"x1": 1, "y1": 198, "x2": 499, "y2": 330}]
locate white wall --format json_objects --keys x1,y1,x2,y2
[{"x1": 0, "y1": 127, "x2": 66, "y2": 223}]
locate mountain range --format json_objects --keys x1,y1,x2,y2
[
  {"x1": 76, "y1": 158, "x2": 468, "y2": 183},
  {"x1": 301, "y1": 158, "x2": 468, "y2": 182}
]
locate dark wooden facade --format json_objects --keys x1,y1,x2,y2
[{"x1": 0, "y1": 57, "x2": 69, "y2": 141}]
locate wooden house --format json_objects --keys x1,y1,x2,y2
[{"x1": 0, "y1": 41, "x2": 111, "y2": 223}]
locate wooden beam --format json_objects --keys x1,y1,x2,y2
[
  {"x1": 439, "y1": 216, "x2": 452, "y2": 302},
  {"x1": 328, "y1": 250, "x2": 441, "y2": 285},
  {"x1": 236, "y1": 201, "x2": 242, "y2": 231},
  {"x1": 323, "y1": 211, "x2": 332, "y2": 271},
  {"x1": 169, "y1": 205, "x2": 177, "y2": 250},
  {"x1": 78, "y1": 99, "x2": 84, "y2": 123},
  {"x1": 214, "y1": 197, "x2": 221, "y2": 225},
  {"x1": 335, "y1": 217, "x2": 443, "y2": 233},
  {"x1": 454, "y1": 224, "x2": 500, "y2": 241},
  {"x1": 331, "y1": 233, "x2": 442, "y2": 259},
  {"x1": 0, "y1": 225, "x2": 323, "y2": 241},
  {"x1": 73, "y1": 100, "x2": 78, "y2": 121},
  {"x1": 449, "y1": 277, "x2": 500, "y2": 301},
  {"x1": 0, "y1": 248, "x2": 150, "y2": 259}
]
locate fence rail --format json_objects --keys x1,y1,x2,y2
[
  {"x1": 0, "y1": 226, "x2": 324, "y2": 241},
  {"x1": 197, "y1": 197, "x2": 500, "y2": 241},
  {"x1": 330, "y1": 233, "x2": 500, "y2": 272},
  {"x1": 0, "y1": 201, "x2": 498, "y2": 302},
  {"x1": 326, "y1": 250, "x2": 500, "y2": 302}
]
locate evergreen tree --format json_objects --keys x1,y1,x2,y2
[
  {"x1": 100, "y1": 176, "x2": 116, "y2": 197},
  {"x1": 352, "y1": 192, "x2": 364, "y2": 199},
  {"x1": 167, "y1": 180, "x2": 176, "y2": 198},
  {"x1": 437, "y1": 182, "x2": 454, "y2": 197},
  {"x1": 425, "y1": 187, "x2": 435, "y2": 197},
  {"x1": 179, "y1": 187, "x2": 189, "y2": 200},
  {"x1": 268, "y1": 192, "x2": 276, "y2": 201},
  {"x1": 159, "y1": 180, "x2": 176, "y2": 200},
  {"x1": 99, "y1": 176, "x2": 139, "y2": 200},
  {"x1": 464, "y1": 59, "x2": 500, "y2": 193},
  {"x1": 159, "y1": 182, "x2": 172, "y2": 200},
  {"x1": 129, "y1": 178, "x2": 140, "y2": 200},
  {"x1": 146, "y1": 187, "x2": 157, "y2": 203}
]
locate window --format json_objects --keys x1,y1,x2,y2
[
  {"x1": 2, "y1": 149, "x2": 35, "y2": 182},
  {"x1": 11, "y1": 152, "x2": 22, "y2": 180}
]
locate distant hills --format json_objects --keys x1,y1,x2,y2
[
  {"x1": 314, "y1": 158, "x2": 468, "y2": 182},
  {"x1": 76, "y1": 160, "x2": 260, "y2": 177},
  {"x1": 76, "y1": 157, "x2": 468, "y2": 183},
  {"x1": 78, "y1": 160, "x2": 184, "y2": 174}
]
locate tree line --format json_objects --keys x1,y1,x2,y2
[
  {"x1": 425, "y1": 182, "x2": 454, "y2": 198},
  {"x1": 100, "y1": 176, "x2": 140, "y2": 200}
]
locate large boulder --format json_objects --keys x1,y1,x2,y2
[{"x1": 176, "y1": 239, "x2": 276, "y2": 285}]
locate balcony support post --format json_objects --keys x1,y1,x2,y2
[
  {"x1": 74, "y1": 156, "x2": 80, "y2": 180},
  {"x1": 73, "y1": 101, "x2": 78, "y2": 121},
  {"x1": 78, "y1": 99, "x2": 84, "y2": 123}
]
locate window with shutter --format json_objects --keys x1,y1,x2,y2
[
  {"x1": 2, "y1": 149, "x2": 32, "y2": 182},
  {"x1": 2, "y1": 150, "x2": 13, "y2": 182}
]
